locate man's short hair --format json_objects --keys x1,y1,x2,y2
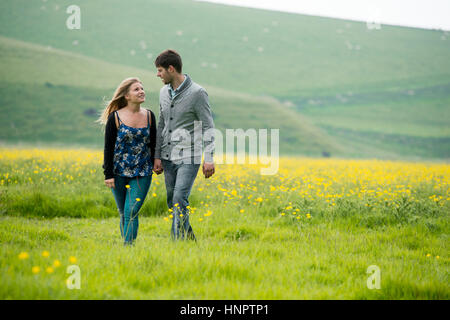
[{"x1": 154, "y1": 49, "x2": 183, "y2": 73}]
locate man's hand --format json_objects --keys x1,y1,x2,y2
[
  {"x1": 105, "y1": 178, "x2": 115, "y2": 188},
  {"x1": 153, "y1": 158, "x2": 163, "y2": 175},
  {"x1": 202, "y1": 162, "x2": 215, "y2": 179}
]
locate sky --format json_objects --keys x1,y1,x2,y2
[{"x1": 195, "y1": 0, "x2": 450, "y2": 31}]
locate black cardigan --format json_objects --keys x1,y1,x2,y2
[{"x1": 102, "y1": 108, "x2": 157, "y2": 180}]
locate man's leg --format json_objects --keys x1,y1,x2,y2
[
  {"x1": 162, "y1": 160, "x2": 176, "y2": 210},
  {"x1": 171, "y1": 163, "x2": 200, "y2": 241}
]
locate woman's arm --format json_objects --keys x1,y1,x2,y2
[
  {"x1": 149, "y1": 110, "x2": 157, "y2": 164},
  {"x1": 103, "y1": 112, "x2": 118, "y2": 180}
]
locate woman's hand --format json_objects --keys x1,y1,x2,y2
[
  {"x1": 105, "y1": 178, "x2": 115, "y2": 188},
  {"x1": 153, "y1": 159, "x2": 163, "y2": 175}
]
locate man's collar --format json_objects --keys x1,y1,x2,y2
[{"x1": 169, "y1": 74, "x2": 188, "y2": 93}]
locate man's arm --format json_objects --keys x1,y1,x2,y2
[{"x1": 194, "y1": 88, "x2": 215, "y2": 178}]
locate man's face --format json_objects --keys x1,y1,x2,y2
[{"x1": 156, "y1": 66, "x2": 172, "y2": 85}]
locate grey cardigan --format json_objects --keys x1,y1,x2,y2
[{"x1": 155, "y1": 74, "x2": 215, "y2": 164}]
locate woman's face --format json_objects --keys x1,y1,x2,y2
[{"x1": 125, "y1": 82, "x2": 145, "y2": 104}]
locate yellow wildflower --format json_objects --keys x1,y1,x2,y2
[
  {"x1": 69, "y1": 256, "x2": 77, "y2": 264},
  {"x1": 53, "y1": 260, "x2": 61, "y2": 268},
  {"x1": 32, "y1": 266, "x2": 40, "y2": 274},
  {"x1": 204, "y1": 210, "x2": 212, "y2": 217},
  {"x1": 42, "y1": 251, "x2": 50, "y2": 258},
  {"x1": 18, "y1": 252, "x2": 29, "y2": 260},
  {"x1": 46, "y1": 267, "x2": 54, "y2": 274}
]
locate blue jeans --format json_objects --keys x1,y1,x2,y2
[
  {"x1": 111, "y1": 175, "x2": 152, "y2": 245},
  {"x1": 162, "y1": 160, "x2": 200, "y2": 241}
]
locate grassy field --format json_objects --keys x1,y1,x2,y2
[
  {"x1": 0, "y1": 148, "x2": 448, "y2": 299},
  {"x1": 0, "y1": 1, "x2": 449, "y2": 299}
]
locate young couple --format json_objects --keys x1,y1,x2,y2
[{"x1": 99, "y1": 50, "x2": 215, "y2": 245}]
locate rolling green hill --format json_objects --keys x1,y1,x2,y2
[
  {"x1": 0, "y1": 0, "x2": 449, "y2": 160},
  {"x1": 1, "y1": 0, "x2": 449, "y2": 96},
  {"x1": 0, "y1": 36, "x2": 342, "y2": 156},
  {"x1": 293, "y1": 80, "x2": 450, "y2": 159}
]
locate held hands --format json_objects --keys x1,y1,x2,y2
[
  {"x1": 104, "y1": 178, "x2": 115, "y2": 188},
  {"x1": 153, "y1": 158, "x2": 163, "y2": 175},
  {"x1": 203, "y1": 162, "x2": 215, "y2": 179}
]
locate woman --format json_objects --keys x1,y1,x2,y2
[{"x1": 98, "y1": 77, "x2": 156, "y2": 245}]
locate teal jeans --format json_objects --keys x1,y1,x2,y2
[{"x1": 111, "y1": 175, "x2": 152, "y2": 245}]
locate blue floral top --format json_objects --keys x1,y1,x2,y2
[{"x1": 113, "y1": 111, "x2": 153, "y2": 177}]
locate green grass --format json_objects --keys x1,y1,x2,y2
[
  {"x1": 1, "y1": 214, "x2": 448, "y2": 299},
  {"x1": 1, "y1": 0, "x2": 449, "y2": 300},
  {"x1": 0, "y1": 148, "x2": 449, "y2": 299}
]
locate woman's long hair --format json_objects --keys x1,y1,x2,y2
[{"x1": 97, "y1": 77, "x2": 142, "y2": 125}]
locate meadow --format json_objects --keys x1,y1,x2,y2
[
  {"x1": 0, "y1": 0, "x2": 449, "y2": 300},
  {"x1": 0, "y1": 148, "x2": 448, "y2": 299}
]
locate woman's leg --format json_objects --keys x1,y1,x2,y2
[
  {"x1": 123, "y1": 175, "x2": 152, "y2": 244},
  {"x1": 110, "y1": 175, "x2": 128, "y2": 239}
]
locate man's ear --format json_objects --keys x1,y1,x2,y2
[{"x1": 168, "y1": 65, "x2": 175, "y2": 73}]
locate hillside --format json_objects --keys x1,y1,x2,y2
[
  {"x1": 0, "y1": 36, "x2": 342, "y2": 156},
  {"x1": 0, "y1": 0, "x2": 449, "y2": 96},
  {"x1": 0, "y1": 0, "x2": 449, "y2": 160}
]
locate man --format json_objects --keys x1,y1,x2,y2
[{"x1": 153, "y1": 49, "x2": 215, "y2": 241}]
